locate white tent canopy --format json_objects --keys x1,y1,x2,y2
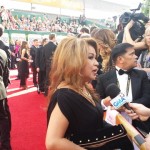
[{"x1": 1, "y1": 0, "x2": 142, "y2": 19}]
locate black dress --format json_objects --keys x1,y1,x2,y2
[
  {"x1": 47, "y1": 88, "x2": 133, "y2": 150},
  {"x1": 20, "y1": 51, "x2": 29, "y2": 87}
]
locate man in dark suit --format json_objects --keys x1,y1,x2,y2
[
  {"x1": 30, "y1": 39, "x2": 39, "y2": 86},
  {"x1": 43, "y1": 33, "x2": 57, "y2": 96},
  {"x1": 35, "y1": 38, "x2": 48, "y2": 93},
  {"x1": 96, "y1": 43, "x2": 150, "y2": 133}
]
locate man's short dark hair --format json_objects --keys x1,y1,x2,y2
[
  {"x1": 111, "y1": 43, "x2": 134, "y2": 63},
  {"x1": 80, "y1": 27, "x2": 89, "y2": 34},
  {"x1": 33, "y1": 39, "x2": 38, "y2": 42},
  {"x1": 90, "y1": 26, "x2": 97, "y2": 33},
  {"x1": 49, "y1": 33, "x2": 55, "y2": 40}
]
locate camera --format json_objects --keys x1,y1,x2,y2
[
  {"x1": 119, "y1": 12, "x2": 149, "y2": 40},
  {"x1": 120, "y1": 12, "x2": 149, "y2": 27},
  {"x1": 117, "y1": 3, "x2": 149, "y2": 43}
]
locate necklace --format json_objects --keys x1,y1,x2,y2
[
  {"x1": 79, "y1": 88, "x2": 96, "y2": 106},
  {"x1": 57, "y1": 82, "x2": 96, "y2": 106}
]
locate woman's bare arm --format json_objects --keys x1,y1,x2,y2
[
  {"x1": 46, "y1": 103, "x2": 86, "y2": 150},
  {"x1": 122, "y1": 20, "x2": 146, "y2": 50}
]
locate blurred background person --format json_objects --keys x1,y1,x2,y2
[
  {"x1": 9, "y1": 39, "x2": 15, "y2": 69},
  {"x1": 77, "y1": 27, "x2": 90, "y2": 38},
  {"x1": 30, "y1": 39, "x2": 39, "y2": 86},
  {"x1": 14, "y1": 39, "x2": 21, "y2": 80},
  {"x1": 91, "y1": 28, "x2": 116, "y2": 89},
  {"x1": 43, "y1": 33, "x2": 57, "y2": 96},
  {"x1": 35, "y1": 38, "x2": 48, "y2": 93},
  {"x1": 19, "y1": 41, "x2": 30, "y2": 90},
  {"x1": 91, "y1": 28, "x2": 117, "y2": 73}
]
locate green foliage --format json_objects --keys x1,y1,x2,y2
[{"x1": 142, "y1": 0, "x2": 150, "y2": 17}]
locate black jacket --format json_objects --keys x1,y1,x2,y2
[
  {"x1": 96, "y1": 69, "x2": 150, "y2": 107},
  {"x1": 30, "y1": 45, "x2": 38, "y2": 68},
  {"x1": 35, "y1": 45, "x2": 45, "y2": 71},
  {"x1": 43, "y1": 41, "x2": 57, "y2": 69}
]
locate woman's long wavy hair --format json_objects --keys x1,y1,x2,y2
[
  {"x1": 20, "y1": 41, "x2": 28, "y2": 55},
  {"x1": 91, "y1": 29, "x2": 116, "y2": 72},
  {"x1": 48, "y1": 37, "x2": 92, "y2": 103}
]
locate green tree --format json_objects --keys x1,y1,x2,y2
[{"x1": 142, "y1": 0, "x2": 150, "y2": 17}]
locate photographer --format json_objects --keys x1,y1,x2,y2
[{"x1": 122, "y1": 19, "x2": 148, "y2": 49}]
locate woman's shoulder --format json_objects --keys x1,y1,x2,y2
[
  {"x1": 51, "y1": 88, "x2": 81, "y2": 104},
  {"x1": 54, "y1": 88, "x2": 78, "y2": 98}
]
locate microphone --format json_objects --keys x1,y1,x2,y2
[{"x1": 106, "y1": 83, "x2": 133, "y2": 110}]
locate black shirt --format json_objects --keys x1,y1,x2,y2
[{"x1": 47, "y1": 88, "x2": 104, "y2": 136}]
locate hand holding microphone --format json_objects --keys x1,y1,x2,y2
[
  {"x1": 125, "y1": 103, "x2": 150, "y2": 121},
  {"x1": 105, "y1": 83, "x2": 150, "y2": 121}
]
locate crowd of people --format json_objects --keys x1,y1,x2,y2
[
  {"x1": 0, "y1": 6, "x2": 91, "y2": 34},
  {"x1": 1, "y1": 5, "x2": 150, "y2": 150}
]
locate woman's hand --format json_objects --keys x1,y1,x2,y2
[{"x1": 102, "y1": 96, "x2": 111, "y2": 107}]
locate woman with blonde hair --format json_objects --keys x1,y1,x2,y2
[
  {"x1": 45, "y1": 37, "x2": 133, "y2": 150},
  {"x1": 91, "y1": 29, "x2": 116, "y2": 72}
]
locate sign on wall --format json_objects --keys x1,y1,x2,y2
[
  {"x1": 1, "y1": 33, "x2": 9, "y2": 46},
  {"x1": 11, "y1": 33, "x2": 26, "y2": 43}
]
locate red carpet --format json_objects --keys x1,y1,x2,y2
[{"x1": 7, "y1": 69, "x2": 47, "y2": 150}]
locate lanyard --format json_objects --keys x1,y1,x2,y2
[{"x1": 117, "y1": 75, "x2": 131, "y2": 96}]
